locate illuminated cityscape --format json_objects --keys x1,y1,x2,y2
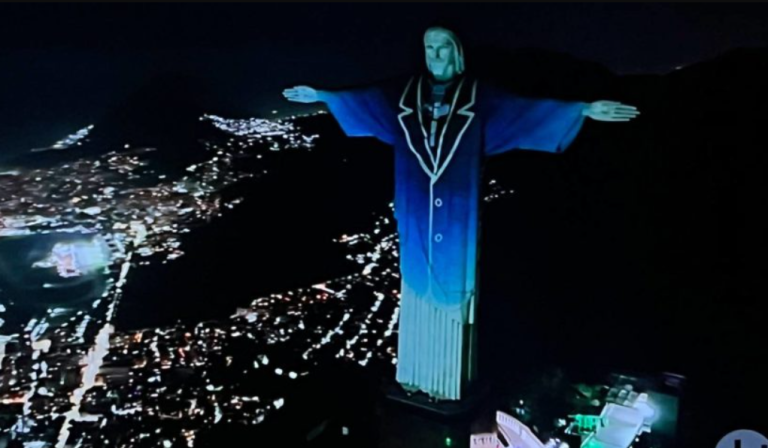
[{"x1": 0, "y1": 112, "x2": 520, "y2": 447}]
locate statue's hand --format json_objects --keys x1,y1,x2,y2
[
  {"x1": 583, "y1": 100, "x2": 640, "y2": 122},
  {"x1": 282, "y1": 85, "x2": 322, "y2": 104}
]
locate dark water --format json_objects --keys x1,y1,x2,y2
[
  {"x1": 0, "y1": 233, "x2": 109, "y2": 329},
  {"x1": 0, "y1": 106, "x2": 395, "y2": 330},
  {"x1": 113, "y1": 117, "x2": 394, "y2": 330}
]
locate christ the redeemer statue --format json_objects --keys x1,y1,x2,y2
[{"x1": 284, "y1": 27, "x2": 639, "y2": 401}]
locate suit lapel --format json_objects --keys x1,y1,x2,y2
[
  {"x1": 434, "y1": 79, "x2": 477, "y2": 181},
  {"x1": 397, "y1": 75, "x2": 478, "y2": 182},
  {"x1": 398, "y1": 76, "x2": 436, "y2": 180}
]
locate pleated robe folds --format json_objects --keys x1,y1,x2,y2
[{"x1": 324, "y1": 74, "x2": 587, "y2": 400}]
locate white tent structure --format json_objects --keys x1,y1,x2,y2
[
  {"x1": 471, "y1": 411, "x2": 561, "y2": 448},
  {"x1": 471, "y1": 433, "x2": 503, "y2": 448}
]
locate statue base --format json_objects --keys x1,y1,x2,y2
[
  {"x1": 382, "y1": 379, "x2": 491, "y2": 417},
  {"x1": 376, "y1": 378, "x2": 493, "y2": 448}
]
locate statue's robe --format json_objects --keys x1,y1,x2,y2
[{"x1": 324, "y1": 74, "x2": 586, "y2": 400}]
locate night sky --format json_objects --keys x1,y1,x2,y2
[{"x1": 2, "y1": 3, "x2": 768, "y2": 156}]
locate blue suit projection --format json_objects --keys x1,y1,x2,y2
[{"x1": 284, "y1": 27, "x2": 639, "y2": 400}]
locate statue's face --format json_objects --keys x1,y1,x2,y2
[{"x1": 424, "y1": 29, "x2": 457, "y2": 81}]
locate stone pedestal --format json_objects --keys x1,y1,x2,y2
[{"x1": 377, "y1": 379, "x2": 492, "y2": 448}]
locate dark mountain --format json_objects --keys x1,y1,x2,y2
[{"x1": 473, "y1": 47, "x2": 768, "y2": 447}]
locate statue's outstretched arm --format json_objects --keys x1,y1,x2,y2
[
  {"x1": 582, "y1": 100, "x2": 640, "y2": 122},
  {"x1": 283, "y1": 83, "x2": 398, "y2": 144},
  {"x1": 283, "y1": 85, "x2": 329, "y2": 104}
]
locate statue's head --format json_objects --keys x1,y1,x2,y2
[{"x1": 423, "y1": 26, "x2": 465, "y2": 82}]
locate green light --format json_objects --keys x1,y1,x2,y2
[{"x1": 445, "y1": 437, "x2": 452, "y2": 446}]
